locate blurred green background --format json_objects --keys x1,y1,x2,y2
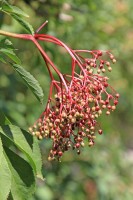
[{"x1": 0, "y1": 0, "x2": 133, "y2": 199}]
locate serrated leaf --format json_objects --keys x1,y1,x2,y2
[
  {"x1": 0, "y1": 141, "x2": 11, "y2": 200},
  {"x1": 11, "y1": 14, "x2": 34, "y2": 35},
  {"x1": 1, "y1": 2, "x2": 29, "y2": 17},
  {"x1": 4, "y1": 147, "x2": 35, "y2": 200},
  {"x1": 12, "y1": 64, "x2": 44, "y2": 104},
  {"x1": 0, "y1": 48, "x2": 21, "y2": 64}
]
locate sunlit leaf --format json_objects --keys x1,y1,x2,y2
[
  {"x1": 32, "y1": 137, "x2": 43, "y2": 179},
  {"x1": 0, "y1": 140, "x2": 11, "y2": 200},
  {"x1": 0, "y1": 125, "x2": 36, "y2": 173},
  {"x1": 0, "y1": 136, "x2": 3, "y2": 164},
  {"x1": 0, "y1": 125, "x2": 43, "y2": 179},
  {"x1": 4, "y1": 147, "x2": 35, "y2": 200}
]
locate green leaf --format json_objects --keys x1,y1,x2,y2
[
  {"x1": 0, "y1": 139, "x2": 11, "y2": 200},
  {"x1": 12, "y1": 64, "x2": 44, "y2": 104},
  {"x1": 0, "y1": 125, "x2": 36, "y2": 173},
  {"x1": 0, "y1": 38, "x2": 14, "y2": 50},
  {"x1": 11, "y1": 14, "x2": 34, "y2": 35},
  {"x1": 0, "y1": 39, "x2": 21, "y2": 64},
  {"x1": 4, "y1": 147, "x2": 35, "y2": 200},
  {"x1": 1, "y1": 2, "x2": 29, "y2": 17},
  {"x1": 0, "y1": 111, "x2": 11, "y2": 126},
  {"x1": 32, "y1": 137, "x2": 43, "y2": 179},
  {"x1": 0, "y1": 54, "x2": 6, "y2": 63},
  {"x1": 0, "y1": 48, "x2": 21, "y2": 64},
  {"x1": 0, "y1": 125, "x2": 43, "y2": 180},
  {"x1": 7, "y1": 192, "x2": 13, "y2": 200},
  {"x1": 19, "y1": 129, "x2": 43, "y2": 179},
  {"x1": 0, "y1": 136, "x2": 3, "y2": 164},
  {"x1": 0, "y1": 0, "x2": 5, "y2": 7}
]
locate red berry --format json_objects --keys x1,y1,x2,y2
[
  {"x1": 76, "y1": 143, "x2": 80, "y2": 148},
  {"x1": 104, "y1": 82, "x2": 108, "y2": 87},
  {"x1": 107, "y1": 105, "x2": 111, "y2": 109},
  {"x1": 95, "y1": 106, "x2": 100, "y2": 111},
  {"x1": 114, "y1": 100, "x2": 118, "y2": 105},
  {"x1": 98, "y1": 129, "x2": 103, "y2": 135},
  {"x1": 105, "y1": 100, "x2": 109, "y2": 105},
  {"x1": 110, "y1": 54, "x2": 114, "y2": 60},
  {"x1": 58, "y1": 151, "x2": 63, "y2": 157},
  {"x1": 99, "y1": 64, "x2": 104, "y2": 69},
  {"x1": 115, "y1": 93, "x2": 120, "y2": 98},
  {"x1": 98, "y1": 51, "x2": 102, "y2": 56}
]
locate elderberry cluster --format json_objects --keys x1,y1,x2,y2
[{"x1": 29, "y1": 49, "x2": 119, "y2": 161}]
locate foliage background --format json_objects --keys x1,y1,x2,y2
[{"x1": 0, "y1": 0, "x2": 133, "y2": 199}]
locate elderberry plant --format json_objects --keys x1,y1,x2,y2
[{"x1": 0, "y1": 20, "x2": 119, "y2": 162}]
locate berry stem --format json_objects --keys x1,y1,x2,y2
[
  {"x1": 30, "y1": 37, "x2": 69, "y2": 92},
  {"x1": 35, "y1": 20, "x2": 48, "y2": 33},
  {"x1": 34, "y1": 34, "x2": 87, "y2": 76}
]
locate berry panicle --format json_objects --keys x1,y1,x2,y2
[{"x1": 28, "y1": 29, "x2": 119, "y2": 161}]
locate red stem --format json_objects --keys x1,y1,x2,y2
[
  {"x1": 35, "y1": 20, "x2": 48, "y2": 33},
  {"x1": 40, "y1": 52, "x2": 54, "y2": 80},
  {"x1": 34, "y1": 34, "x2": 87, "y2": 76},
  {"x1": 32, "y1": 37, "x2": 68, "y2": 92}
]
